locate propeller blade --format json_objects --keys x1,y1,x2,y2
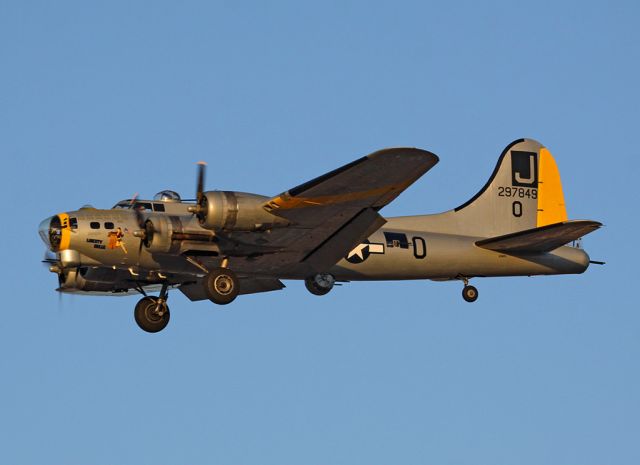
[
  {"x1": 129, "y1": 193, "x2": 146, "y2": 229},
  {"x1": 42, "y1": 250, "x2": 58, "y2": 267},
  {"x1": 129, "y1": 193, "x2": 138, "y2": 207},
  {"x1": 196, "y1": 161, "x2": 206, "y2": 204}
]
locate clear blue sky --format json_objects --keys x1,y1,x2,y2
[{"x1": 1, "y1": 1, "x2": 637, "y2": 464}]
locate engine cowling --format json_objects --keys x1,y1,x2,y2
[
  {"x1": 58, "y1": 267, "x2": 119, "y2": 292},
  {"x1": 142, "y1": 215, "x2": 175, "y2": 253},
  {"x1": 196, "y1": 191, "x2": 288, "y2": 232}
]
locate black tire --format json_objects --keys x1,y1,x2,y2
[
  {"x1": 134, "y1": 297, "x2": 170, "y2": 333},
  {"x1": 304, "y1": 275, "x2": 333, "y2": 296},
  {"x1": 204, "y1": 268, "x2": 239, "y2": 305},
  {"x1": 462, "y1": 285, "x2": 478, "y2": 303}
]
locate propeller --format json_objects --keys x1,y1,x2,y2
[
  {"x1": 57, "y1": 279, "x2": 65, "y2": 314},
  {"x1": 130, "y1": 193, "x2": 145, "y2": 230},
  {"x1": 42, "y1": 250, "x2": 58, "y2": 267},
  {"x1": 129, "y1": 193, "x2": 157, "y2": 253},
  {"x1": 134, "y1": 161, "x2": 207, "y2": 253},
  {"x1": 197, "y1": 161, "x2": 206, "y2": 204},
  {"x1": 188, "y1": 162, "x2": 207, "y2": 219}
]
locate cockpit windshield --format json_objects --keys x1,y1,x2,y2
[
  {"x1": 111, "y1": 200, "x2": 157, "y2": 211},
  {"x1": 112, "y1": 200, "x2": 133, "y2": 209}
]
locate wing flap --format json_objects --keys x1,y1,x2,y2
[
  {"x1": 302, "y1": 207, "x2": 387, "y2": 272},
  {"x1": 475, "y1": 220, "x2": 602, "y2": 253}
]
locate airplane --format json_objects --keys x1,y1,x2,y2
[{"x1": 39, "y1": 138, "x2": 602, "y2": 333}]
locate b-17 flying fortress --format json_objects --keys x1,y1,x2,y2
[{"x1": 39, "y1": 139, "x2": 602, "y2": 332}]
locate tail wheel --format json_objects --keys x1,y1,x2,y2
[
  {"x1": 462, "y1": 285, "x2": 478, "y2": 303},
  {"x1": 204, "y1": 267, "x2": 240, "y2": 305},
  {"x1": 134, "y1": 297, "x2": 170, "y2": 333}
]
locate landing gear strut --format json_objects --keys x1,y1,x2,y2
[
  {"x1": 134, "y1": 282, "x2": 170, "y2": 333},
  {"x1": 204, "y1": 267, "x2": 240, "y2": 305},
  {"x1": 460, "y1": 277, "x2": 478, "y2": 303},
  {"x1": 305, "y1": 273, "x2": 335, "y2": 296}
]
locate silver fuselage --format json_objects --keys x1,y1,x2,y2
[{"x1": 40, "y1": 200, "x2": 590, "y2": 294}]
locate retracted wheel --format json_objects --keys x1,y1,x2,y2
[
  {"x1": 462, "y1": 285, "x2": 479, "y2": 303},
  {"x1": 134, "y1": 296, "x2": 170, "y2": 333},
  {"x1": 305, "y1": 273, "x2": 335, "y2": 296},
  {"x1": 204, "y1": 267, "x2": 240, "y2": 305}
]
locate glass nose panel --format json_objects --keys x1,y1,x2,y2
[
  {"x1": 38, "y1": 216, "x2": 53, "y2": 248},
  {"x1": 38, "y1": 216, "x2": 62, "y2": 251}
]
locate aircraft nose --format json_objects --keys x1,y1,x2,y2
[
  {"x1": 38, "y1": 216, "x2": 54, "y2": 250},
  {"x1": 38, "y1": 214, "x2": 69, "y2": 251}
]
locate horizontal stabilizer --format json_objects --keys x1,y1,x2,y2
[{"x1": 475, "y1": 220, "x2": 602, "y2": 253}]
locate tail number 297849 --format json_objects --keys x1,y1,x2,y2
[{"x1": 497, "y1": 186, "x2": 537, "y2": 199}]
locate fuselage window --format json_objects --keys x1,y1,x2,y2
[
  {"x1": 90, "y1": 222, "x2": 100, "y2": 229},
  {"x1": 104, "y1": 222, "x2": 114, "y2": 229},
  {"x1": 153, "y1": 203, "x2": 165, "y2": 212},
  {"x1": 384, "y1": 232, "x2": 409, "y2": 249},
  {"x1": 70, "y1": 217, "x2": 78, "y2": 230}
]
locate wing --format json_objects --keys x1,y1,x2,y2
[
  {"x1": 263, "y1": 148, "x2": 439, "y2": 222},
  {"x1": 216, "y1": 147, "x2": 439, "y2": 276}
]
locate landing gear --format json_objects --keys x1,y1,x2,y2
[
  {"x1": 134, "y1": 282, "x2": 170, "y2": 333},
  {"x1": 204, "y1": 267, "x2": 239, "y2": 305},
  {"x1": 460, "y1": 277, "x2": 478, "y2": 303},
  {"x1": 462, "y1": 285, "x2": 478, "y2": 302},
  {"x1": 305, "y1": 273, "x2": 335, "y2": 296}
]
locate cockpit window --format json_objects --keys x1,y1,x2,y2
[
  {"x1": 112, "y1": 200, "x2": 132, "y2": 209},
  {"x1": 153, "y1": 203, "x2": 165, "y2": 212},
  {"x1": 111, "y1": 200, "x2": 153, "y2": 211},
  {"x1": 134, "y1": 202, "x2": 153, "y2": 211}
]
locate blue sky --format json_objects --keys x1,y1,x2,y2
[{"x1": 1, "y1": 1, "x2": 637, "y2": 464}]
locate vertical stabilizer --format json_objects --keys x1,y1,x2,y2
[{"x1": 419, "y1": 139, "x2": 569, "y2": 237}]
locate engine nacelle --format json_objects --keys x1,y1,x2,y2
[
  {"x1": 197, "y1": 191, "x2": 288, "y2": 232},
  {"x1": 143, "y1": 215, "x2": 175, "y2": 253},
  {"x1": 58, "y1": 267, "x2": 119, "y2": 292},
  {"x1": 59, "y1": 249, "x2": 101, "y2": 267}
]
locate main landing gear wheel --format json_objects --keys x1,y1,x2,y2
[
  {"x1": 305, "y1": 273, "x2": 335, "y2": 296},
  {"x1": 462, "y1": 285, "x2": 479, "y2": 303},
  {"x1": 204, "y1": 267, "x2": 240, "y2": 305},
  {"x1": 134, "y1": 296, "x2": 170, "y2": 333}
]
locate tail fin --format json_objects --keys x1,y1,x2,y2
[{"x1": 433, "y1": 139, "x2": 571, "y2": 237}]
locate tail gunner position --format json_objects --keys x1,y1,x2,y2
[{"x1": 39, "y1": 139, "x2": 602, "y2": 333}]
